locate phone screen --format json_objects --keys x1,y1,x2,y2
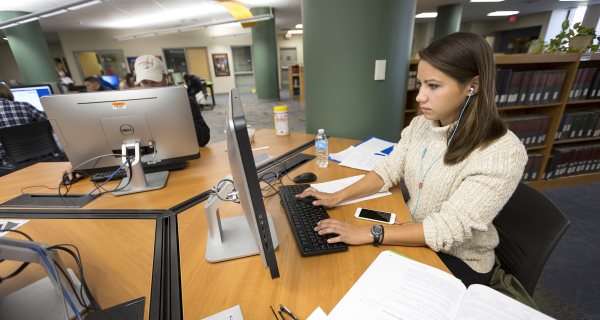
[{"x1": 358, "y1": 208, "x2": 392, "y2": 222}]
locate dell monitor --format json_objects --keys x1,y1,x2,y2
[
  {"x1": 203, "y1": 89, "x2": 280, "y2": 279},
  {"x1": 10, "y1": 84, "x2": 53, "y2": 111},
  {"x1": 41, "y1": 86, "x2": 200, "y2": 195}
]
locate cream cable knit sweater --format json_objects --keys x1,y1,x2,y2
[{"x1": 372, "y1": 115, "x2": 528, "y2": 273}]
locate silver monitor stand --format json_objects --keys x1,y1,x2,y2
[
  {"x1": 113, "y1": 140, "x2": 168, "y2": 196},
  {"x1": 204, "y1": 179, "x2": 279, "y2": 262}
]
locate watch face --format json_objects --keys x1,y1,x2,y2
[{"x1": 371, "y1": 224, "x2": 383, "y2": 235}]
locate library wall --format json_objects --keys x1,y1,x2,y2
[{"x1": 58, "y1": 26, "x2": 253, "y2": 93}]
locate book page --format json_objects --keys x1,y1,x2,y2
[
  {"x1": 455, "y1": 284, "x2": 553, "y2": 320},
  {"x1": 329, "y1": 251, "x2": 466, "y2": 320}
]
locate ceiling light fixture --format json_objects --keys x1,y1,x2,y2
[
  {"x1": 416, "y1": 12, "x2": 438, "y2": 18},
  {"x1": 114, "y1": 13, "x2": 273, "y2": 41},
  {"x1": 487, "y1": 11, "x2": 519, "y2": 16},
  {"x1": 0, "y1": 0, "x2": 103, "y2": 29}
]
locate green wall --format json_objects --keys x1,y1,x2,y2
[
  {"x1": 0, "y1": 11, "x2": 58, "y2": 85},
  {"x1": 251, "y1": 7, "x2": 279, "y2": 100},
  {"x1": 303, "y1": 0, "x2": 416, "y2": 141}
]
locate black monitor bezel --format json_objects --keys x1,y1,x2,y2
[{"x1": 228, "y1": 89, "x2": 280, "y2": 279}]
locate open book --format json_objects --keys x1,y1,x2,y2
[{"x1": 328, "y1": 250, "x2": 553, "y2": 320}]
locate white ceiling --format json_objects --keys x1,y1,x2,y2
[{"x1": 1, "y1": 0, "x2": 600, "y2": 36}]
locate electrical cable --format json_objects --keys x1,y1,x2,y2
[
  {"x1": 47, "y1": 244, "x2": 99, "y2": 311},
  {"x1": 30, "y1": 246, "x2": 83, "y2": 320},
  {"x1": 87, "y1": 158, "x2": 130, "y2": 196},
  {"x1": 0, "y1": 229, "x2": 33, "y2": 284}
]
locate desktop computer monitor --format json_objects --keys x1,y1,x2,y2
[
  {"x1": 220, "y1": 88, "x2": 280, "y2": 278},
  {"x1": 41, "y1": 87, "x2": 200, "y2": 193},
  {"x1": 10, "y1": 84, "x2": 53, "y2": 111}
]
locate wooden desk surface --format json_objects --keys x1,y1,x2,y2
[
  {"x1": 0, "y1": 129, "x2": 448, "y2": 319},
  {"x1": 177, "y1": 132, "x2": 449, "y2": 319}
]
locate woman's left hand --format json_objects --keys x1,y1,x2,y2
[{"x1": 314, "y1": 219, "x2": 373, "y2": 245}]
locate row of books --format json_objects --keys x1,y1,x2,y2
[
  {"x1": 495, "y1": 69, "x2": 567, "y2": 107},
  {"x1": 522, "y1": 153, "x2": 543, "y2": 181},
  {"x1": 504, "y1": 115, "x2": 552, "y2": 147},
  {"x1": 568, "y1": 67, "x2": 600, "y2": 101},
  {"x1": 407, "y1": 70, "x2": 418, "y2": 90},
  {"x1": 555, "y1": 110, "x2": 600, "y2": 140},
  {"x1": 544, "y1": 144, "x2": 600, "y2": 179}
]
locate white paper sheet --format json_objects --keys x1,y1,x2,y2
[
  {"x1": 202, "y1": 305, "x2": 244, "y2": 320},
  {"x1": 354, "y1": 137, "x2": 396, "y2": 154},
  {"x1": 307, "y1": 307, "x2": 330, "y2": 320},
  {"x1": 0, "y1": 220, "x2": 30, "y2": 237},
  {"x1": 329, "y1": 251, "x2": 466, "y2": 320},
  {"x1": 310, "y1": 175, "x2": 391, "y2": 206},
  {"x1": 339, "y1": 153, "x2": 385, "y2": 171}
]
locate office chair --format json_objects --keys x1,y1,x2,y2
[
  {"x1": 493, "y1": 183, "x2": 570, "y2": 296},
  {"x1": 0, "y1": 120, "x2": 67, "y2": 174}
]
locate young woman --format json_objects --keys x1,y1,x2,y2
[{"x1": 297, "y1": 32, "x2": 528, "y2": 286}]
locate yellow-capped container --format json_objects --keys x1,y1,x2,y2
[{"x1": 273, "y1": 105, "x2": 289, "y2": 135}]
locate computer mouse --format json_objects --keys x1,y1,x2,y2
[{"x1": 292, "y1": 172, "x2": 317, "y2": 183}]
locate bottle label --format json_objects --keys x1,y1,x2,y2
[{"x1": 316, "y1": 140, "x2": 327, "y2": 151}]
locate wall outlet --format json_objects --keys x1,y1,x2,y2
[{"x1": 374, "y1": 59, "x2": 386, "y2": 81}]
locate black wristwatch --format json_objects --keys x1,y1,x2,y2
[{"x1": 370, "y1": 224, "x2": 384, "y2": 246}]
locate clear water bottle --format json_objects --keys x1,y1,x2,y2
[{"x1": 315, "y1": 129, "x2": 328, "y2": 168}]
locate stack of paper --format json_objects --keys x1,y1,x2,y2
[
  {"x1": 329, "y1": 137, "x2": 395, "y2": 171},
  {"x1": 310, "y1": 175, "x2": 391, "y2": 206}
]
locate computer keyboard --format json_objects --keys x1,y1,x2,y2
[
  {"x1": 90, "y1": 161, "x2": 187, "y2": 182},
  {"x1": 278, "y1": 184, "x2": 348, "y2": 256}
]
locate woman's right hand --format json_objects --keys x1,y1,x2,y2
[{"x1": 295, "y1": 187, "x2": 342, "y2": 208}]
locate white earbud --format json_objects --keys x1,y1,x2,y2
[{"x1": 468, "y1": 86, "x2": 475, "y2": 97}]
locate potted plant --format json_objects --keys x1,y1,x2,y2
[{"x1": 545, "y1": 19, "x2": 600, "y2": 53}]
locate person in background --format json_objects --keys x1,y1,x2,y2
[
  {"x1": 119, "y1": 73, "x2": 135, "y2": 90},
  {"x1": 83, "y1": 76, "x2": 111, "y2": 92},
  {"x1": 134, "y1": 54, "x2": 210, "y2": 147},
  {"x1": 0, "y1": 83, "x2": 48, "y2": 165},
  {"x1": 185, "y1": 74, "x2": 208, "y2": 105},
  {"x1": 297, "y1": 32, "x2": 528, "y2": 287}
]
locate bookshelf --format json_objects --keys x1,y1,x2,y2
[
  {"x1": 404, "y1": 53, "x2": 600, "y2": 189},
  {"x1": 288, "y1": 64, "x2": 304, "y2": 107}
]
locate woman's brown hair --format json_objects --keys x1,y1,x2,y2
[{"x1": 419, "y1": 32, "x2": 506, "y2": 165}]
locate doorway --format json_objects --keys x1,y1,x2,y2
[
  {"x1": 279, "y1": 47, "x2": 297, "y2": 89},
  {"x1": 75, "y1": 50, "x2": 127, "y2": 79},
  {"x1": 232, "y1": 46, "x2": 255, "y2": 93}
]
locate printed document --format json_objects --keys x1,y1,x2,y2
[
  {"x1": 329, "y1": 251, "x2": 554, "y2": 320},
  {"x1": 311, "y1": 175, "x2": 391, "y2": 206}
]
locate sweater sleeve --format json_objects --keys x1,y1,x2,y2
[
  {"x1": 188, "y1": 97, "x2": 211, "y2": 147},
  {"x1": 371, "y1": 116, "x2": 418, "y2": 192},
  {"x1": 422, "y1": 135, "x2": 528, "y2": 252}
]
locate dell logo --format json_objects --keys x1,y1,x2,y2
[{"x1": 120, "y1": 124, "x2": 134, "y2": 135}]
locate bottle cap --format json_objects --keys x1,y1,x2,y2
[
  {"x1": 318, "y1": 129, "x2": 324, "y2": 134},
  {"x1": 274, "y1": 105, "x2": 288, "y2": 112}
]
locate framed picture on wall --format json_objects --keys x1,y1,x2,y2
[{"x1": 212, "y1": 53, "x2": 230, "y2": 77}]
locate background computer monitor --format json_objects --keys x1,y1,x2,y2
[
  {"x1": 10, "y1": 84, "x2": 53, "y2": 111},
  {"x1": 226, "y1": 88, "x2": 280, "y2": 278},
  {"x1": 101, "y1": 75, "x2": 120, "y2": 89},
  {"x1": 41, "y1": 86, "x2": 200, "y2": 174}
]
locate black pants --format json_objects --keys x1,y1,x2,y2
[{"x1": 436, "y1": 252, "x2": 493, "y2": 287}]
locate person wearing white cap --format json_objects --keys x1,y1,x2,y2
[{"x1": 134, "y1": 54, "x2": 210, "y2": 147}]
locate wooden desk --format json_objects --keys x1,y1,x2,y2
[
  {"x1": 177, "y1": 133, "x2": 449, "y2": 319},
  {"x1": 0, "y1": 130, "x2": 316, "y2": 319},
  {"x1": 0, "y1": 129, "x2": 448, "y2": 319}
]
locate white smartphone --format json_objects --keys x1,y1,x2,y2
[{"x1": 354, "y1": 207, "x2": 396, "y2": 224}]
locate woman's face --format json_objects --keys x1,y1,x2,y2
[{"x1": 415, "y1": 60, "x2": 471, "y2": 127}]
